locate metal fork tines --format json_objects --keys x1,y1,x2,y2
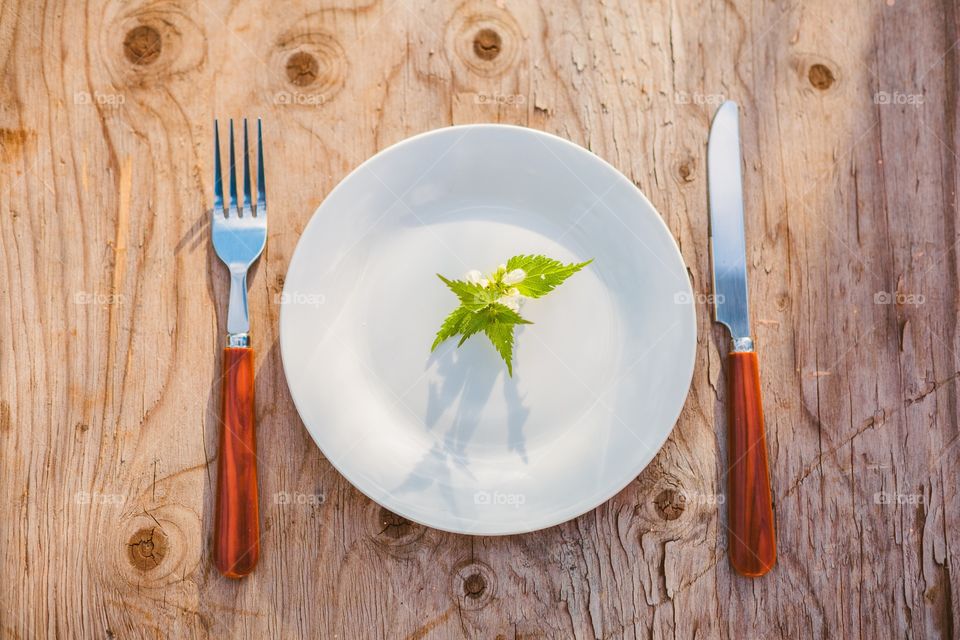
[{"x1": 212, "y1": 118, "x2": 267, "y2": 345}]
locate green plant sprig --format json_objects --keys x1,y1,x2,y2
[{"x1": 431, "y1": 255, "x2": 593, "y2": 375}]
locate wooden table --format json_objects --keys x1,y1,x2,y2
[{"x1": 3, "y1": 0, "x2": 958, "y2": 637}]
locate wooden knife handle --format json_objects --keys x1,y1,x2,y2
[
  {"x1": 214, "y1": 346, "x2": 260, "y2": 578},
  {"x1": 726, "y1": 350, "x2": 776, "y2": 577}
]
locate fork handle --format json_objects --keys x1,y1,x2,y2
[
  {"x1": 214, "y1": 345, "x2": 260, "y2": 578},
  {"x1": 726, "y1": 350, "x2": 776, "y2": 577}
]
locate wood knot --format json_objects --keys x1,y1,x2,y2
[
  {"x1": 378, "y1": 507, "x2": 414, "y2": 539},
  {"x1": 448, "y1": 5, "x2": 522, "y2": 77},
  {"x1": 463, "y1": 573, "x2": 486, "y2": 598},
  {"x1": 273, "y1": 30, "x2": 347, "y2": 105},
  {"x1": 123, "y1": 25, "x2": 162, "y2": 65},
  {"x1": 451, "y1": 560, "x2": 495, "y2": 610},
  {"x1": 114, "y1": 505, "x2": 200, "y2": 588},
  {"x1": 654, "y1": 488, "x2": 686, "y2": 520},
  {"x1": 369, "y1": 504, "x2": 426, "y2": 555},
  {"x1": 127, "y1": 527, "x2": 168, "y2": 571},
  {"x1": 675, "y1": 158, "x2": 697, "y2": 183},
  {"x1": 808, "y1": 63, "x2": 835, "y2": 90},
  {"x1": 285, "y1": 51, "x2": 318, "y2": 87},
  {"x1": 775, "y1": 293, "x2": 790, "y2": 311},
  {"x1": 473, "y1": 28, "x2": 502, "y2": 60},
  {"x1": 105, "y1": 7, "x2": 205, "y2": 86}
]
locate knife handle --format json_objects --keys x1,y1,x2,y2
[
  {"x1": 214, "y1": 346, "x2": 260, "y2": 578},
  {"x1": 726, "y1": 350, "x2": 776, "y2": 577}
]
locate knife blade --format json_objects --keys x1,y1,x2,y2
[
  {"x1": 707, "y1": 101, "x2": 777, "y2": 577},
  {"x1": 708, "y1": 101, "x2": 751, "y2": 345}
]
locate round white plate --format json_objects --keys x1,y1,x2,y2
[{"x1": 280, "y1": 124, "x2": 696, "y2": 535}]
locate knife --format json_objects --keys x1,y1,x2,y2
[{"x1": 707, "y1": 101, "x2": 777, "y2": 577}]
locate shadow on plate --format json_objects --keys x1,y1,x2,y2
[{"x1": 388, "y1": 338, "x2": 531, "y2": 517}]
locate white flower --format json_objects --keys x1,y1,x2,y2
[
  {"x1": 502, "y1": 268, "x2": 526, "y2": 285},
  {"x1": 500, "y1": 288, "x2": 523, "y2": 311},
  {"x1": 465, "y1": 269, "x2": 489, "y2": 288}
]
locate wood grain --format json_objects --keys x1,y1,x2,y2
[{"x1": 0, "y1": 0, "x2": 958, "y2": 637}]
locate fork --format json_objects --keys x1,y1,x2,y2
[{"x1": 211, "y1": 118, "x2": 266, "y2": 578}]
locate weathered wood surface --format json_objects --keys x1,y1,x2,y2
[{"x1": 1, "y1": 0, "x2": 958, "y2": 637}]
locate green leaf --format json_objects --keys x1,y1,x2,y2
[
  {"x1": 482, "y1": 303, "x2": 533, "y2": 376},
  {"x1": 432, "y1": 255, "x2": 590, "y2": 375},
  {"x1": 431, "y1": 305, "x2": 471, "y2": 351},
  {"x1": 456, "y1": 309, "x2": 491, "y2": 346},
  {"x1": 457, "y1": 303, "x2": 532, "y2": 347},
  {"x1": 437, "y1": 275, "x2": 495, "y2": 311},
  {"x1": 483, "y1": 321, "x2": 516, "y2": 376},
  {"x1": 504, "y1": 255, "x2": 593, "y2": 298},
  {"x1": 485, "y1": 302, "x2": 534, "y2": 326}
]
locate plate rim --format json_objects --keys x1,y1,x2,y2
[{"x1": 279, "y1": 123, "x2": 698, "y2": 535}]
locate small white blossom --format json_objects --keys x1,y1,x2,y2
[
  {"x1": 465, "y1": 269, "x2": 489, "y2": 288},
  {"x1": 500, "y1": 288, "x2": 523, "y2": 311},
  {"x1": 502, "y1": 268, "x2": 526, "y2": 285}
]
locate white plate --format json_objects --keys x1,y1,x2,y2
[{"x1": 280, "y1": 124, "x2": 696, "y2": 535}]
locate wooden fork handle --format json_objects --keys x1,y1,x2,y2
[
  {"x1": 726, "y1": 350, "x2": 776, "y2": 577},
  {"x1": 214, "y1": 346, "x2": 260, "y2": 578}
]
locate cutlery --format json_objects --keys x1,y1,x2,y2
[
  {"x1": 211, "y1": 118, "x2": 266, "y2": 578},
  {"x1": 707, "y1": 101, "x2": 776, "y2": 577}
]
